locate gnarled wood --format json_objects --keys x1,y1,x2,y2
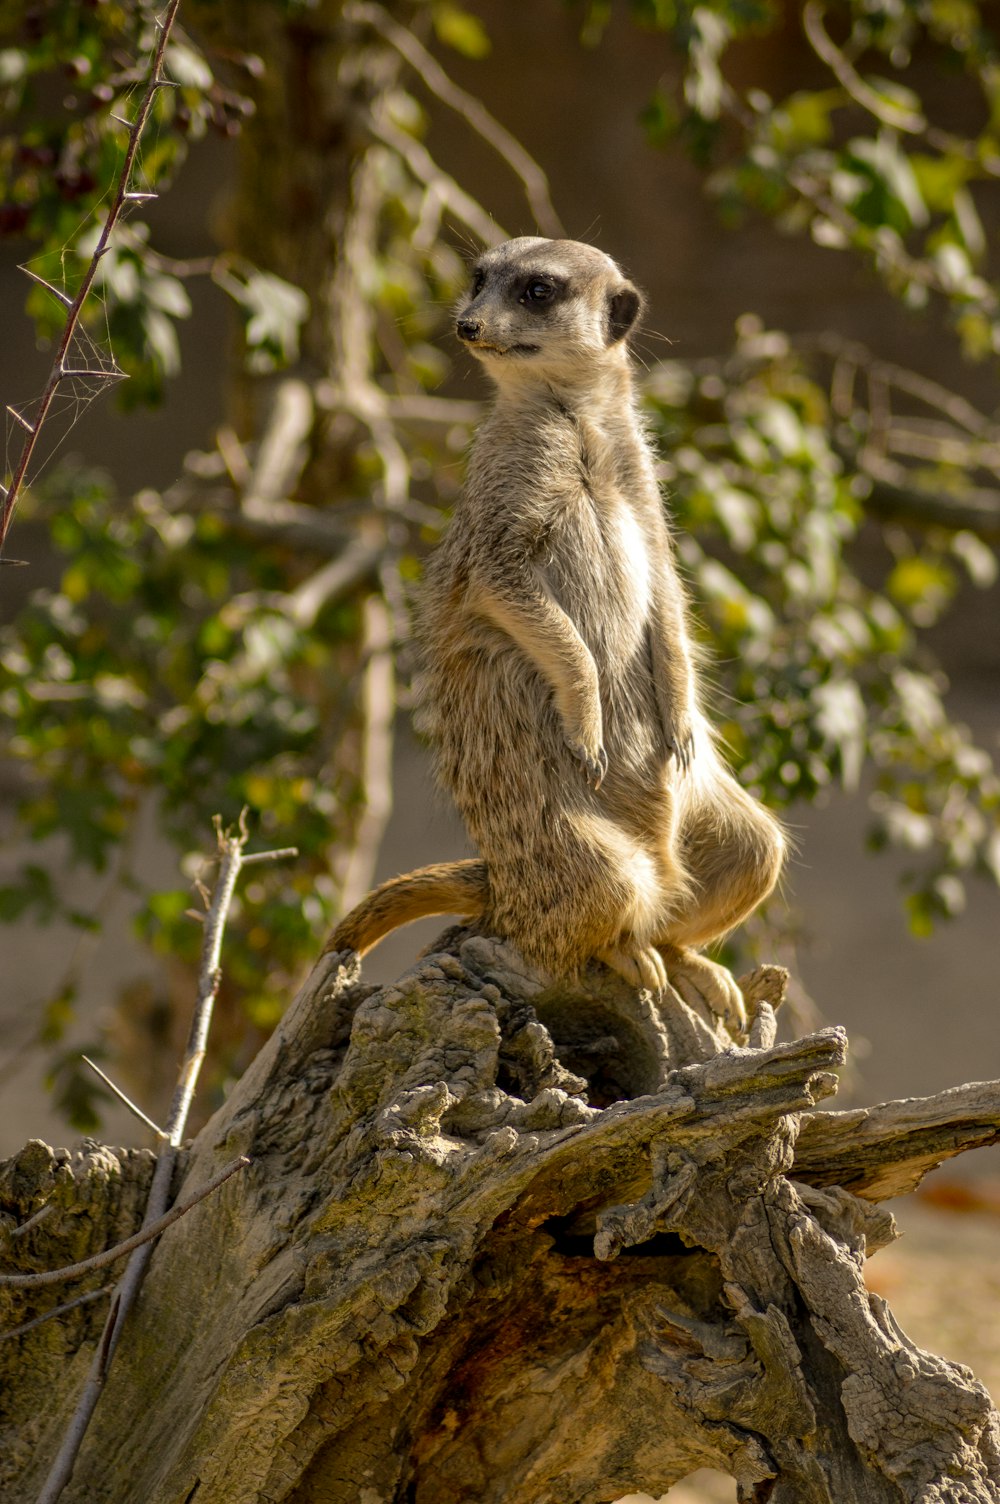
[{"x1": 2, "y1": 940, "x2": 999, "y2": 1502}]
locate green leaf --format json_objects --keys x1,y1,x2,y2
[
  {"x1": 905, "y1": 890, "x2": 936, "y2": 938},
  {"x1": 812, "y1": 678, "x2": 867, "y2": 791},
  {"x1": 146, "y1": 273, "x2": 192, "y2": 319},
  {"x1": 432, "y1": 4, "x2": 492, "y2": 58},
  {"x1": 0, "y1": 48, "x2": 28, "y2": 85},
  {"x1": 886, "y1": 555, "x2": 955, "y2": 622},
  {"x1": 221, "y1": 269, "x2": 309, "y2": 372},
  {"x1": 847, "y1": 135, "x2": 928, "y2": 231},
  {"x1": 640, "y1": 86, "x2": 680, "y2": 146},
  {"x1": 774, "y1": 89, "x2": 839, "y2": 148},
  {"x1": 910, "y1": 151, "x2": 971, "y2": 212},
  {"x1": 164, "y1": 42, "x2": 214, "y2": 90},
  {"x1": 0, "y1": 864, "x2": 58, "y2": 923}
]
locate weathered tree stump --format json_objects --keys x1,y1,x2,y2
[{"x1": 3, "y1": 934, "x2": 1000, "y2": 1503}]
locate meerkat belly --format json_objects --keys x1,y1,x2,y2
[{"x1": 547, "y1": 489, "x2": 665, "y2": 769}]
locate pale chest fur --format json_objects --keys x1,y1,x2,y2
[
  {"x1": 517, "y1": 406, "x2": 663, "y2": 670},
  {"x1": 543, "y1": 479, "x2": 655, "y2": 671}
]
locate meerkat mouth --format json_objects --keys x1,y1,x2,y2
[{"x1": 471, "y1": 340, "x2": 540, "y2": 357}]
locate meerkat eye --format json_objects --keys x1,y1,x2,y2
[
  {"x1": 522, "y1": 280, "x2": 555, "y2": 305},
  {"x1": 471, "y1": 269, "x2": 486, "y2": 295}
]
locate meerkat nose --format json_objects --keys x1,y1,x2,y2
[{"x1": 456, "y1": 317, "x2": 483, "y2": 342}]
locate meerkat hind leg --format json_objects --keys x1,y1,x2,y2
[
  {"x1": 596, "y1": 943, "x2": 668, "y2": 995},
  {"x1": 659, "y1": 945, "x2": 747, "y2": 1034}
]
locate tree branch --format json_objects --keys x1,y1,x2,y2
[
  {"x1": 0, "y1": 0, "x2": 184, "y2": 559},
  {"x1": 367, "y1": 110, "x2": 505, "y2": 247},
  {"x1": 0, "y1": 1285, "x2": 113, "y2": 1344},
  {"x1": 347, "y1": 1, "x2": 564, "y2": 237},
  {"x1": 802, "y1": 2, "x2": 925, "y2": 132},
  {"x1": 80, "y1": 1056, "x2": 167, "y2": 1141}
]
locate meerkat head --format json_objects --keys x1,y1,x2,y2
[{"x1": 455, "y1": 237, "x2": 645, "y2": 383}]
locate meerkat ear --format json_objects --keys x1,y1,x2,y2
[{"x1": 607, "y1": 281, "x2": 644, "y2": 344}]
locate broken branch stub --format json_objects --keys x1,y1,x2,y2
[{"x1": 2, "y1": 936, "x2": 999, "y2": 1502}]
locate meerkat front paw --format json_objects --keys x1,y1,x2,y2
[
  {"x1": 567, "y1": 736, "x2": 608, "y2": 790},
  {"x1": 660, "y1": 947, "x2": 747, "y2": 1033},
  {"x1": 665, "y1": 708, "x2": 696, "y2": 773}
]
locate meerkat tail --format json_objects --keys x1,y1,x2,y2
[{"x1": 324, "y1": 859, "x2": 489, "y2": 958}]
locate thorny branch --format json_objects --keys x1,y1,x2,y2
[
  {"x1": 31, "y1": 815, "x2": 294, "y2": 1504},
  {"x1": 0, "y1": 0, "x2": 185, "y2": 561}
]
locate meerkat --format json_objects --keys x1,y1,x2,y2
[{"x1": 326, "y1": 237, "x2": 785, "y2": 1029}]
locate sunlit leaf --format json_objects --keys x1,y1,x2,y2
[{"x1": 432, "y1": 4, "x2": 492, "y2": 58}]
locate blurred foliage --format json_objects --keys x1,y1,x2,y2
[
  {"x1": 0, "y1": 0, "x2": 292, "y2": 401},
  {"x1": 1, "y1": 0, "x2": 999, "y2": 1127},
  {"x1": 645, "y1": 321, "x2": 999, "y2": 933},
  {"x1": 626, "y1": 0, "x2": 1000, "y2": 357}
]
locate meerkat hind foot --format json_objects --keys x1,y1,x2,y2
[
  {"x1": 597, "y1": 944, "x2": 669, "y2": 995},
  {"x1": 661, "y1": 948, "x2": 747, "y2": 1034}
]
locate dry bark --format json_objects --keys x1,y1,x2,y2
[{"x1": 3, "y1": 932, "x2": 1000, "y2": 1503}]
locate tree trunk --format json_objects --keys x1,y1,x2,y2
[
  {"x1": 189, "y1": 0, "x2": 410, "y2": 909},
  {"x1": 3, "y1": 932, "x2": 1000, "y2": 1503}
]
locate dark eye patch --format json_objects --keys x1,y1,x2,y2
[
  {"x1": 471, "y1": 268, "x2": 486, "y2": 295},
  {"x1": 519, "y1": 275, "x2": 564, "y2": 307}
]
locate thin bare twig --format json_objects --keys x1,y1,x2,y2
[
  {"x1": 347, "y1": 1, "x2": 563, "y2": 237},
  {"x1": 1, "y1": 1285, "x2": 114, "y2": 1343},
  {"x1": 802, "y1": 2, "x2": 925, "y2": 132},
  {"x1": 241, "y1": 846, "x2": 299, "y2": 865},
  {"x1": 80, "y1": 1056, "x2": 168, "y2": 1141},
  {"x1": 368, "y1": 110, "x2": 504, "y2": 247},
  {"x1": 33, "y1": 813, "x2": 280, "y2": 1504},
  {"x1": 0, "y1": 0, "x2": 184, "y2": 560},
  {"x1": 0, "y1": 1157, "x2": 249, "y2": 1290},
  {"x1": 8, "y1": 1203, "x2": 55, "y2": 1241}
]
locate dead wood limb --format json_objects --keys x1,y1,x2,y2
[
  {"x1": 3, "y1": 935, "x2": 998, "y2": 1503},
  {"x1": 0, "y1": 1156, "x2": 249, "y2": 1290},
  {"x1": 794, "y1": 1080, "x2": 1000, "y2": 1199}
]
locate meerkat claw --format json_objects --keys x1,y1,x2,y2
[
  {"x1": 668, "y1": 732, "x2": 695, "y2": 773},
  {"x1": 570, "y1": 740, "x2": 608, "y2": 789}
]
